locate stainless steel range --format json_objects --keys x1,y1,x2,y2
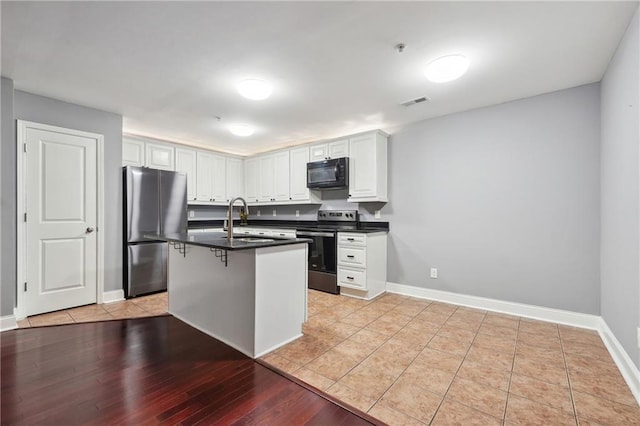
[{"x1": 296, "y1": 210, "x2": 358, "y2": 294}]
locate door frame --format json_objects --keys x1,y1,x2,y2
[{"x1": 15, "y1": 120, "x2": 105, "y2": 320}]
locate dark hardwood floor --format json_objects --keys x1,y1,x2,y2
[{"x1": 1, "y1": 316, "x2": 375, "y2": 425}]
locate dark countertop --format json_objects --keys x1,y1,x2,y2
[
  {"x1": 188, "y1": 219, "x2": 389, "y2": 233},
  {"x1": 145, "y1": 232, "x2": 311, "y2": 251}
]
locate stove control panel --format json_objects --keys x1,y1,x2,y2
[{"x1": 317, "y1": 209, "x2": 358, "y2": 223}]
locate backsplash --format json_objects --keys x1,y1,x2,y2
[{"x1": 188, "y1": 190, "x2": 387, "y2": 222}]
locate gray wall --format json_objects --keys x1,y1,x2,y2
[
  {"x1": 600, "y1": 7, "x2": 640, "y2": 368},
  {"x1": 1, "y1": 77, "x2": 15, "y2": 316},
  {"x1": 9, "y1": 90, "x2": 123, "y2": 306},
  {"x1": 385, "y1": 83, "x2": 601, "y2": 315}
]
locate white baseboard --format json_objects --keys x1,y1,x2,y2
[
  {"x1": 1, "y1": 315, "x2": 18, "y2": 332},
  {"x1": 386, "y1": 281, "x2": 640, "y2": 405},
  {"x1": 597, "y1": 319, "x2": 640, "y2": 404},
  {"x1": 102, "y1": 289, "x2": 125, "y2": 304},
  {"x1": 386, "y1": 282, "x2": 601, "y2": 329}
]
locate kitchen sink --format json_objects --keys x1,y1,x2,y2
[{"x1": 235, "y1": 237, "x2": 275, "y2": 243}]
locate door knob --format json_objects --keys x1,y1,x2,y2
[{"x1": 86, "y1": 227, "x2": 95, "y2": 233}]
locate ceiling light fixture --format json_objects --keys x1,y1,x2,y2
[
  {"x1": 425, "y1": 54, "x2": 470, "y2": 83},
  {"x1": 228, "y1": 123, "x2": 254, "y2": 137},
  {"x1": 237, "y1": 79, "x2": 272, "y2": 100}
]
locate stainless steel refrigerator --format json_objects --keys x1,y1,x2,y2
[{"x1": 123, "y1": 166, "x2": 187, "y2": 298}]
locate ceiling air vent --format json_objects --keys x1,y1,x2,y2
[{"x1": 400, "y1": 96, "x2": 431, "y2": 107}]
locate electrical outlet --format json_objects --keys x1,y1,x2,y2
[
  {"x1": 430, "y1": 268, "x2": 438, "y2": 279},
  {"x1": 189, "y1": 210, "x2": 195, "y2": 218},
  {"x1": 295, "y1": 210, "x2": 300, "y2": 217},
  {"x1": 257, "y1": 210, "x2": 261, "y2": 217},
  {"x1": 374, "y1": 210, "x2": 381, "y2": 219},
  {"x1": 272, "y1": 209, "x2": 277, "y2": 217}
]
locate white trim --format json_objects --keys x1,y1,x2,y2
[
  {"x1": 386, "y1": 281, "x2": 640, "y2": 405},
  {"x1": 597, "y1": 318, "x2": 640, "y2": 404},
  {"x1": 16, "y1": 120, "x2": 105, "y2": 319},
  {"x1": 386, "y1": 282, "x2": 601, "y2": 329},
  {"x1": 0, "y1": 315, "x2": 17, "y2": 332},
  {"x1": 102, "y1": 289, "x2": 125, "y2": 304}
]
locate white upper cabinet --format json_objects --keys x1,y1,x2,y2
[
  {"x1": 225, "y1": 157, "x2": 244, "y2": 202},
  {"x1": 328, "y1": 139, "x2": 349, "y2": 159},
  {"x1": 123, "y1": 138, "x2": 145, "y2": 167},
  {"x1": 259, "y1": 154, "x2": 275, "y2": 202},
  {"x1": 309, "y1": 139, "x2": 349, "y2": 161},
  {"x1": 289, "y1": 146, "x2": 310, "y2": 201},
  {"x1": 196, "y1": 152, "x2": 214, "y2": 202},
  {"x1": 244, "y1": 157, "x2": 260, "y2": 203},
  {"x1": 348, "y1": 131, "x2": 388, "y2": 202},
  {"x1": 210, "y1": 154, "x2": 226, "y2": 203},
  {"x1": 196, "y1": 151, "x2": 226, "y2": 204},
  {"x1": 145, "y1": 143, "x2": 175, "y2": 170},
  {"x1": 273, "y1": 151, "x2": 290, "y2": 201},
  {"x1": 175, "y1": 148, "x2": 197, "y2": 201}
]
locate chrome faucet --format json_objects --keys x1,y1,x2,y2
[{"x1": 227, "y1": 197, "x2": 248, "y2": 241}]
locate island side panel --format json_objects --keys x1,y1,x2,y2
[
  {"x1": 254, "y1": 243, "x2": 308, "y2": 357},
  {"x1": 168, "y1": 244, "x2": 256, "y2": 357}
]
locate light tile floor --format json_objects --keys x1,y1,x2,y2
[
  {"x1": 16, "y1": 292, "x2": 168, "y2": 328},
  {"x1": 262, "y1": 290, "x2": 640, "y2": 425}
]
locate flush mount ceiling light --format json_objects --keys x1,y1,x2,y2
[
  {"x1": 228, "y1": 123, "x2": 254, "y2": 137},
  {"x1": 425, "y1": 54, "x2": 470, "y2": 83},
  {"x1": 237, "y1": 79, "x2": 272, "y2": 100}
]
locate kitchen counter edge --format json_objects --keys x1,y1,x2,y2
[{"x1": 145, "y1": 232, "x2": 312, "y2": 251}]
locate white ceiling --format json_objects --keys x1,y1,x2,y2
[{"x1": 2, "y1": 1, "x2": 638, "y2": 156}]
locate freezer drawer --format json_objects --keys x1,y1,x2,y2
[{"x1": 127, "y1": 242, "x2": 167, "y2": 297}]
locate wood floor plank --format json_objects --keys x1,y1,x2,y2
[{"x1": 1, "y1": 316, "x2": 374, "y2": 425}]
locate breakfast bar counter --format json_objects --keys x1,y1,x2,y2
[{"x1": 147, "y1": 232, "x2": 310, "y2": 358}]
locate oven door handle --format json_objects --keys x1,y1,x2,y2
[{"x1": 296, "y1": 231, "x2": 335, "y2": 238}]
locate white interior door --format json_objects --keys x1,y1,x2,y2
[{"x1": 23, "y1": 124, "x2": 99, "y2": 316}]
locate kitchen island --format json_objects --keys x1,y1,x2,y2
[{"x1": 147, "y1": 231, "x2": 310, "y2": 358}]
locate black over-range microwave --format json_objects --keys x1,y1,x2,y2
[{"x1": 306, "y1": 157, "x2": 348, "y2": 189}]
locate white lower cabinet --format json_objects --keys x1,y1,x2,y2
[{"x1": 337, "y1": 232, "x2": 387, "y2": 300}]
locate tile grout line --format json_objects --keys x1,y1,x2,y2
[
  {"x1": 558, "y1": 327, "x2": 581, "y2": 426},
  {"x1": 362, "y1": 300, "x2": 443, "y2": 421},
  {"x1": 502, "y1": 316, "x2": 522, "y2": 425},
  {"x1": 426, "y1": 307, "x2": 484, "y2": 426}
]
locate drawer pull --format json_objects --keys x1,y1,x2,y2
[
  {"x1": 347, "y1": 238, "x2": 355, "y2": 241},
  {"x1": 346, "y1": 276, "x2": 354, "y2": 280},
  {"x1": 347, "y1": 255, "x2": 355, "y2": 258}
]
